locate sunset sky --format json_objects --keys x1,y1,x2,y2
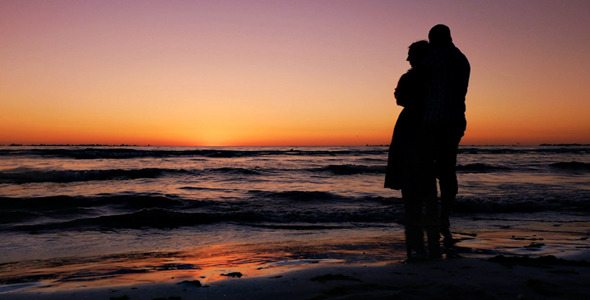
[{"x1": 2, "y1": 0, "x2": 589, "y2": 146}]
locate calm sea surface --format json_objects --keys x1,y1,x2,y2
[{"x1": 1, "y1": 145, "x2": 589, "y2": 283}]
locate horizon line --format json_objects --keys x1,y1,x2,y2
[{"x1": 2, "y1": 143, "x2": 589, "y2": 147}]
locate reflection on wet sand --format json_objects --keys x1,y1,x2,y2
[
  {"x1": 0, "y1": 235, "x2": 406, "y2": 292},
  {"x1": 455, "y1": 220, "x2": 590, "y2": 257},
  {"x1": 1, "y1": 220, "x2": 589, "y2": 293}
]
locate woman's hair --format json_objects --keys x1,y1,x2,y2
[{"x1": 408, "y1": 40, "x2": 431, "y2": 62}]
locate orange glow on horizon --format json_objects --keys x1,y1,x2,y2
[{"x1": 2, "y1": 1, "x2": 590, "y2": 146}]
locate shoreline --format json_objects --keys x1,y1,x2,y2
[
  {"x1": 3, "y1": 254, "x2": 590, "y2": 300},
  {"x1": 2, "y1": 217, "x2": 590, "y2": 298}
]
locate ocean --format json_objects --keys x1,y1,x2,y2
[{"x1": 1, "y1": 145, "x2": 590, "y2": 288}]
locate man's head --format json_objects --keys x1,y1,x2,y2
[{"x1": 428, "y1": 24, "x2": 452, "y2": 46}]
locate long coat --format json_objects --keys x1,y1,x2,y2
[{"x1": 384, "y1": 68, "x2": 427, "y2": 190}]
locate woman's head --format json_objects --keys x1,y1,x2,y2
[{"x1": 407, "y1": 40, "x2": 431, "y2": 67}]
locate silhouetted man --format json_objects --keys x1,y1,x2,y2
[{"x1": 423, "y1": 24, "x2": 470, "y2": 253}]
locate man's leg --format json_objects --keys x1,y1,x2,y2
[
  {"x1": 424, "y1": 187, "x2": 441, "y2": 259},
  {"x1": 434, "y1": 124, "x2": 464, "y2": 257},
  {"x1": 437, "y1": 151, "x2": 458, "y2": 229},
  {"x1": 434, "y1": 124, "x2": 464, "y2": 228}
]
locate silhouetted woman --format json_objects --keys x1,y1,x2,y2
[{"x1": 385, "y1": 41, "x2": 439, "y2": 260}]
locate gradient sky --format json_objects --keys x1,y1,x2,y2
[{"x1": 2, "y1": 0, "x2": 590, "y2": 146}]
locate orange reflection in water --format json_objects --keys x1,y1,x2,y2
[
  {"x1": 0, "y1": 235, "x2": 404, "y2": 292},
  {"x1": 5, "y1": 221, "x2": 588, "y2": 292}
]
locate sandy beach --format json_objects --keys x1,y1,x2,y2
[
  {"x1": 2, "y1": 210, "x2": 590, "y2": 300},
  {"x1": 2, "y1": 221, "x2": 590, "y2": 300},
  {"x1": 2, "y1": 215, "x2": 590, "y2": 299},
  {"x1": 3, "y1": 253, "x2": 590, "y2": 300}
]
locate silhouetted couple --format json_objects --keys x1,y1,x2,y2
[{"x1": 385, "y1": 25, "x2": 470, "y2": 261}]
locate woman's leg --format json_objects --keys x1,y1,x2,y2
[{"x1": 402, "y1": 189, "x2": 426, "y2": 259}]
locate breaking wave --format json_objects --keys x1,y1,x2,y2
[
  {"x1": 550, "y1": 161, "x2": 590, "y2": 172},
  {"x1": 0, "y1": 168, "x2": 196, "y2": 184},
  {"x1": 457, "y1": 163, "x2": 511, "y2": 173}
]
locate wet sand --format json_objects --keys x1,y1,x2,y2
[
  {"x1": 2, "y1": 218, "x2": 590, "y2": 299},
  {"x1": 3, "y1": 254, "x2": 590, "y2": 300}
]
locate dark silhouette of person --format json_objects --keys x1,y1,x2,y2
[
  {"x1": 385, "y1": 40, "x2": 438, "y2": 260},
  {"x1": 384, "y1": 40, "x2": 430, "y2": 190},
  {"x1": 422, "y1": 24, "x2": 470, "y2": 255},
  {"x1": 385, "y1": 25, "x2": 470, "y2": 260}
]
